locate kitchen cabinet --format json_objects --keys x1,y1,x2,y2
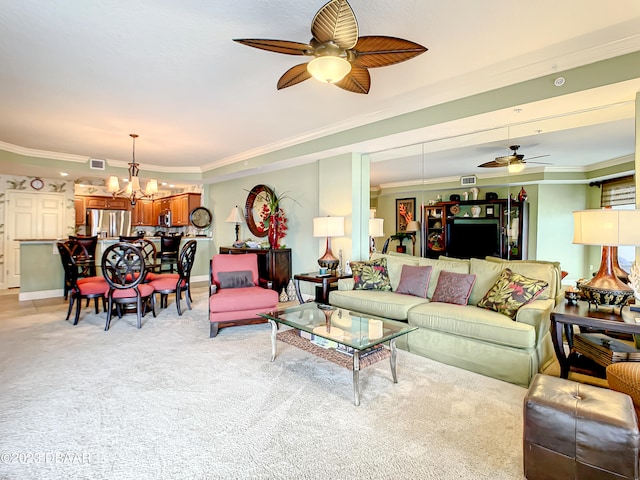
[
  {"x1": 131, "y1": 199, "x2": 154, "y2": 226},
  {"x1": 79, "y1": 196, "x2": 130, "y2": 211},
  {"x1": 170, "y1": 193, "x2": 201, "y2": 226},
  {"x1": 75, "y1": 198, "x2": 86, "y2": 225},
  {"x1": 422, "y1": 199, "x2": 528, "y2": 260},
  {"x1": 219, "y1": 246, "x2": 291, "y2": 294}
]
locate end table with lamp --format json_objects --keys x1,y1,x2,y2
[{"x1": 293, "y1": 271, "x2": 352, "y2": 304}]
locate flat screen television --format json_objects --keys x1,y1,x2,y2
[{"x1": 447, "y1": 218, "x2": 501, "y2": 259}]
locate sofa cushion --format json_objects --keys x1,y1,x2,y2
[
  {"x1": 480, "y1": 257, "x2": 559, "y2": 303},
  {"x1": 371, "y1": 252, "x2": 419, "y2": 290},
  {"x1": 351, "y1": 257, "x2": 392, "y2": 291},
  {"x1": 328, "y1": 289, "x2": 428, "y2": 321},
  {"x1": 396, "y1": 265, "x2": 432, "y2": 298},
  {"x1": 469, "y1": 258, "x2": 556, "y2": 305},
  {"x1": 477, "y1": 268, "x2": 549, "y2": 319},
  {"x1": 431, "y1": 271, "x2": 476, "y2": 305},
  {"x1": 407, "y1": 302, "x2": 536, "y2": 349},
  {"x1": 418, "y1": 257, "x2": 470, "y2": 298}
]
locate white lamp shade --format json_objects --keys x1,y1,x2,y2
[
  {"x1": 129, "y1": 176, "x2": 141, "y2": 192},
  {"x1": 573, "y1": 209, "x2": 640, "y2": 246},
  {"x1": 405, "y1": 220, "x2": 420, "y2": 232},
  {"x1": 225, "y1": 206, "x2": 244, "y2": 223},
  {"x1": 107, "y1": 176, "x2": 120, "y2": 193},
  {"x1": 307, "y1": 56, "x2": 352, "y2": 84},
  {"x1": 369, "y1": 218, "x2": 384, "y2": 237},
  {"x1": 313, "y1": 216, "x2": 345, "y2": 238},
  {"x1": 145, "y1": 178, "x2": 158, "y2": 195}
]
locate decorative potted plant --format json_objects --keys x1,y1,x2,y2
[
  {"x1": 391, "y1": 232, "x2": 413, "y2": 254},
  {"x1": 255, "y1": 187, "x2": 299, "y2": 249}
]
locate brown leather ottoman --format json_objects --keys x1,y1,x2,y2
[{"x1": 524, "y1": 374, "x2": 640, "y2": 480}]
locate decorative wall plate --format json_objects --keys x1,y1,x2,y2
[
  {"x1": 30, "y1": 178, "x2": 44, "y2": 190},
  {"x1": 450, "y1": 205, "x2": 460, "y2": 215}
]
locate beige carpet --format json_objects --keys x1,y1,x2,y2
[{"x1": 0, "y1": 292, "x2": 527, "y2": 480}]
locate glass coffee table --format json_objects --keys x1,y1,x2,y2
[{"x1": 258, "y1": 303, "x2": 417, "y2": 406}]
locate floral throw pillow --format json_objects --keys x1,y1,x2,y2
[
  {"x1": 351, "y1": 257, "x2": 392, "y2": 291},
  {"x1": 430, "y1": 271, "x2": 476, "y2": 305},
  {"x1": 477, "y1": 268, "x2": 549, "y2": 319}
]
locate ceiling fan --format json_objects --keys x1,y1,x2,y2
[
  {"x1": 233, "y1": 0, "x2": 427, "y2": 94},
  {"x1": 478, "y1": 145, "x2": 551, "y2": 168}
]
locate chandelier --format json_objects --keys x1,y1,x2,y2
[{"x1": 108, "y1": 134, "x2": 158, "y2": 206}]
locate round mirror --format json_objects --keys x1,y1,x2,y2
[{"x1": 244, "y1": 184, "x2": 274, "y2": 238}]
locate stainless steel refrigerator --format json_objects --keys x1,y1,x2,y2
[{"x1": 86, "y1": 209, "x2": 132, "y2": 238}]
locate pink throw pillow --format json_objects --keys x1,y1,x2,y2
[
  {"x1": 430, "y1": 270, "x2": 476, "y2": 305},
  {"x1": 396, "y1": 265, "x2": 432, "y2": 298}
]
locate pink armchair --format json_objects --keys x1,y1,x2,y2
[{"x1": 209, "y1": 253, "x2": 279, "y2": 337}]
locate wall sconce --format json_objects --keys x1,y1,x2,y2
[{"x1": 313, "y1": 216, "x2": 345, "y2": 273}]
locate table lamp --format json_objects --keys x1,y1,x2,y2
[
  {"x1": 405, "y1": 220, "x2": 421, "y2": 256},
  {"x1": 572, "y1": 209, "x2": 640, "y2": 308},
  {"x1": 369, "y1": 218, "x2": 384, "y2": 254},
  {"x1": 313, "y1": 216, "x2": 345, "y2": 273},
  {"x1": 225, "y1": 205, "x2": 244, "y2": 242}
]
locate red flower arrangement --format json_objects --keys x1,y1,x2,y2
[{"x1": 257, "y1": 203, "x2": 288, "y2": 247}]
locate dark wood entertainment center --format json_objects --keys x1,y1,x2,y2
[{"x1": 422, "y1": 199, "x2": 528, "y2": 260}]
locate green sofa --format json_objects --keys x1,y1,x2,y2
[{"x1": 329, "y1": 253, "x2": 562, "y2": 387}]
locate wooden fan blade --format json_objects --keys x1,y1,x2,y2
[
  {"x1": 277, "y1": 63, "x2": 312, "y2": 90},
  {"x1": 350, "y1": 36, "x2": 428, "y2": 68},
  {"x1": 234, "y1": 39, "x2": 311, "y2": 56},
  {"x1": 334, "y1": 65, "x2": 370, "y2": 94},
  {"x1": 311, "y1": 0, "x2": 358, "y2": 49},
  {"x1": 478, "y1": 160, "x2": 504, "y2": 168},
  {"x1": 523, "y1": 154, "x2": 551, "y2": 161}
]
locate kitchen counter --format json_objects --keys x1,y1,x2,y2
[{"x1": 18, "y1": 237, "x2": 213, "y2": 300}]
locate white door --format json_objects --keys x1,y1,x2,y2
[{"x1": 5, "y1": 192, "x2": 65, "y2": 288}]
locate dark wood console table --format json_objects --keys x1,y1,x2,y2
[
  {"x1": 219, "y1": 246, "x2": 291, "y2": 294},
  {"x1": 550, "y1": 302, "x2": 640, "y2": 379}
]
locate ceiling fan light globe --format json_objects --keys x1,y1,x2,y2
[
  {"x1": 508, "y1": 163, "x2": 526, "y2": 174},
  {"x1": 307, "y1": 56, "x2": 351, "y2": 83}
]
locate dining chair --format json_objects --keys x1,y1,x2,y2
[
  {"x1": 148, "y1": 240, "x2": 197, "y2": 315},
  {"x1": 69, "y1": 235, "x2": 98, "y2": 276},
  {"x1": 56, "y1": 241, "x2": 108, "y2": 325},
  {"x1": 128, "y1": 238, "x2": 159, "y2": 282},
  {"x1": 119, "y1": 235, "x2": 141, "y2": 242},
  {"x1": 208, "y1": 253, "x2": 279, "y2": 337},
  {"x1": 101, "y1": 242, "x2": 156, "y2": 331},
  {"x1": 159, "y1": 235, "x2": 182, "y2": 273}
]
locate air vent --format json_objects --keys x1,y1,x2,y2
[
  {"x1": 89, "y1": 158, "x2": 105, "y2": 170},
  {"x1": 460, "y1": 175, "x2": 477, "y2": 186}
]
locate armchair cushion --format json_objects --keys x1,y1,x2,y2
[
  {"x1": 218, "y1": 270, "x2": 254, "y2": 289},
  {"x1": 209, "y1": 286, "x2": 279, "y2": 313}
]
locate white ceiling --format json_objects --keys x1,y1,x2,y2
[{"x1": 1, "y1": 0, "x2": 640, "y2": 188}]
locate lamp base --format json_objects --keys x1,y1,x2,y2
[{"x1": 578, "y1": 245, "x2": 633, "y2": 309}]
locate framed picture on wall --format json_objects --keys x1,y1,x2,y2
[{"x1": 396, "y1": 197, "x2": 416, "y2": 232}]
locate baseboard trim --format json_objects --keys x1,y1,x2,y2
[{"x1": 19, "y1": 289, "x2": 64, "y2": 301}]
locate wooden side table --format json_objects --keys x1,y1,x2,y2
[
  {"x1": 550, "y1": 302, "x2": 640, "y2": 379},
  {"x1": 293, "y1": 272, "x2": 351, "y2": 304}
]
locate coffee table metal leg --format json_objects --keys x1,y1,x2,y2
[
  {"x1": 269, "y1": 320, "x2": 277, "y2": 361},
  {"x1": 390, "y1": 339, "x2": 398, "y2": 383},
  {"x1": 353, "y1": 351, "x2": 361, "y2": 406}
]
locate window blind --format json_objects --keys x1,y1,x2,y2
[{"x1": 601, "y1": 175, "x2": 635, "y2": 206}]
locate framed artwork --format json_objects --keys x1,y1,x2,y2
[{"x1": 396, "y1": 197, "x2": 416, "y2": 232}]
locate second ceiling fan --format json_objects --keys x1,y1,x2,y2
[
  {"x1": 234, "y1": 0, "x2": 427, "y2": 94},
  {"x1": 478, "y1": 145, "x2": 551, "y2": 169}
]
